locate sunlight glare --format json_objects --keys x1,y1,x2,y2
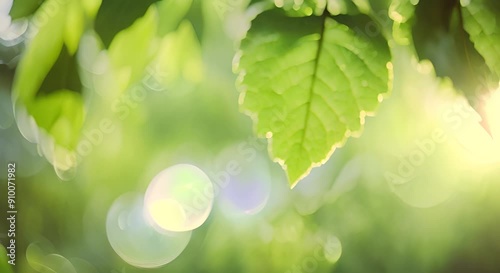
[
  {"x1": 454, "y1": 86, "x2": 500, "y2": 166},
  {"x1": 144, "y1": 164, "x2": 214, "y2": 232},
  {"x1": 148, "y1": 198, "x2": 187, "y2": 232},
  {"x1": 484, "y1": 86, "x2": 500, "y2": 141}
]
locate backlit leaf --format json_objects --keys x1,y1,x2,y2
[{"x1": 236, "y1": 9, "x2": 391, "y2": 187}]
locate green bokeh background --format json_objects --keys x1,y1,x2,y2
[{"x1": 1, "y1": 0, "x2": 500, "y2": 272}]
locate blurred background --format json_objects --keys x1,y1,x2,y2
[{"x1": 1, "y1": 0, "x2": 500, "y2": 272}]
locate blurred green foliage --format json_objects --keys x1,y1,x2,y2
[{"x1": 1, "y1": 0, "x2": 500, "y2": 273}]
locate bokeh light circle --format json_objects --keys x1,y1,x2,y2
[
  {"x1": 323, "y1": 235, "x2": 342, "y2": 264},
  {"x1": 214, "y1": 144, "x2": 272, "y2": 216},
  {"x1": 145, "y1": 164, "x2": 214, "y2": 232},
  {"x1": 0, "y1": 0, "x2": 12, "y2": 33},
  {"x1": 106, "y1": 193, "x2": 191, "y2": 268}
]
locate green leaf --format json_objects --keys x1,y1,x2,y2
[
  {"x1": 275, "y1": 0, "x2": 326, "y2": 16},
  {"x1": 94, "y1": 0, "x2": 160, "y2": 47},
  {"x1": 389, "y1": 0, "x2": 414, "y2": 23},
  {"x1": 9, "y1": 0, "x2": 43, "y2": 19},
  {"x1": 462, "y1": 0, "x2": 500, "y2": 79},
  {"x1": 156, "y1": 0, "x2": 193, "y2": 36},
  {"x1": 155, "y1": 20, "x2": 204, "y2": 92},
  {"x1": 412, "y1": 0, "x2": 498, "y2": 104},
  {"x1": 64, "y1": 0, "x2": 86, "y2": 55},
  {"x1": 0, "y1": 245, "x2": 14, "y2": 272},
  {"x1": 254, "y1": 0, "x2": 360, "y2": 16},
  {"x1": 14, "y1": 0, "x2": 67, "y2": 103},
  {"x1": 12, "y1": 0, "x2": 93, "y2": 173},
  {"x1": 388, "y1": 0, "x2": 415, "y2": 45},
  {"x1": 236, "y1": 9, "x2": 391, "y2": 187},
  {"x1": 326, "y1": 0, "x2": 360, "y2": 15},
  {"x1": 107, "y1": 5, "x2": 159, "y2": 92},
  {"x1": 81, "y1": 0, "x2": 102, "y2": 18},
  {"x1": 29, "y1": 90, "x2": 84, "y2": 148}
]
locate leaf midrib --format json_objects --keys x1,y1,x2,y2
[{"x1": 299, "y1": 11, "x2": 329, "y2": 155}]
